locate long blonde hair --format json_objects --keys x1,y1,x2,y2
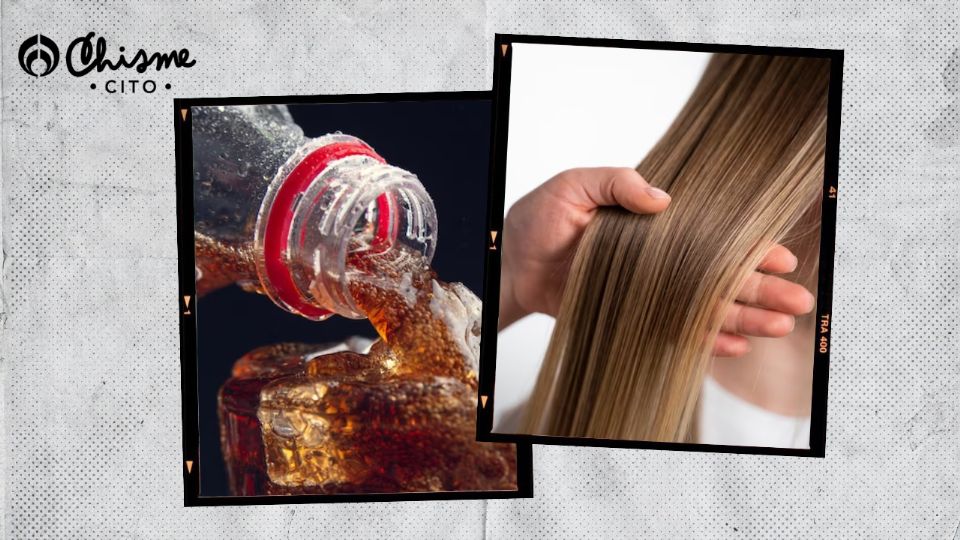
[{"x1": 522, "y1": 53, "x2": 830, "y2": 442}]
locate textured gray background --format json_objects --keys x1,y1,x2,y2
[{"x1": 2, "y1": 1, "x2": 958, "y2": 538}]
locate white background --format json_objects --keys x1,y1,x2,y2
[{"x1": 494, "y1": 44, "x2": 710, "y2": 425}]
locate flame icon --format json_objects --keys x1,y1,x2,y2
[{"x1": 19, "y1": 34, "x2": 59, "y2": 77}]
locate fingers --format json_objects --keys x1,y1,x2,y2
[
  {"x1": 721, "y1": 303, "x2": 796, "y2": 338},
  {"x1": 549, "y1": 167, "x2": 671, "y2": 214},
  {"x1": 713, "y1": 332, "x2": 751, "y2": 358},
  {"x1": 714, "y1": 246, "x2": 814, "y2": 351},
  {"x1": 737, "y1": 271, "x2": 816, "y2": 315},
  {"x1": 757, "y1": 244, "x2": 799, "y2": 273}
]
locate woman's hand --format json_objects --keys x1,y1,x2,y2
[{"x1": 498, "y1": 167, "x2": 815, "y2": 358}]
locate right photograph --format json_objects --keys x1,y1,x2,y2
[{"x1": 478, "y1": 36, "x2": 841, "y2": 455}]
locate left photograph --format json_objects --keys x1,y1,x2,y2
[{"x1": 174, "y1": 93, "x2": 532, "y2": 504}]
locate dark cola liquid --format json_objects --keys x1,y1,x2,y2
[
  {"x1": 217, "y1": 343, "x2": 314, "y2": 496},
  {"x1": 209, "y1": 234, "x2": 517, "y2": 494},
  {"x1": 194, "y1": 232, "x2": 261, "y2": 297}
]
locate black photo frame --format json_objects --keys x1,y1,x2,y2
[
  {"x1": 175, "y1": 91, "x2": 534, "y2": 506},
  {"x1": 475, "y1": 34, "x2": 843, "y2": 458}
]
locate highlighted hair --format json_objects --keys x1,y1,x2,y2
[{"x1": 522, "y1": 53, "x2": 830, "y2": 441}]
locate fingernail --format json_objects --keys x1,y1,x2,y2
[
  {"x1": 788, "y1": 252, "x2": 799, "y2": 272},
  {"x1": 805, "y1": 291, "x2": 816, "y2": 312},
  {"x1": 646, "y1": 187, "x2": 670, "y2": 199}
]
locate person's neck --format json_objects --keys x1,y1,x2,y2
[{"x1": 708, "y1": 317, "x2": 815, "y2": 417}]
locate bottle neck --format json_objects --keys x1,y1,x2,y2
[
  {"x1": 254, "y1": 136, "x2": 437, "y2": 321},
  {"x1": 192, "y1": 105, "x2": 305, "y2": 244}
]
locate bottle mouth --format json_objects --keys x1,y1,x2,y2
[{"x1": 254, "y1": 135, "x2": 437, "y2": 320}]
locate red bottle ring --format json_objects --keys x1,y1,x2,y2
[{"x1": 261, "y1": 140, "x2": 391, "y2": 319}]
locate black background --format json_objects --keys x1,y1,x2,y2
[{"x1": 196, "y1": 99, "x2": 491, "y2": 496}]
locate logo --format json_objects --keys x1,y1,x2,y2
[
  {"x1": 18, "y1": 32, "x2": 195, "y2": 94},
  {"x1": 19, "y1": 34, "x2": 59, "y2": 77}
]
